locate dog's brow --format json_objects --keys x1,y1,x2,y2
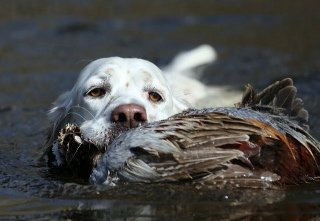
[
  {"x1": 141, "y1": 70, "x2": 153, "y2": 83},
  {"x1": 104, "y1": 68, "x2": 114, "y2": 75}
]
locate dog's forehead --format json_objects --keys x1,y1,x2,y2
[
  {"x1": 79, "y1": 57, "x2": 164, "y2": 83},
  {"x1": 111, "y1": 58, "x2": 164, "y2": 82}
]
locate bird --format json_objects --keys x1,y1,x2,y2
[
  {"x1": 51, "y1": 78, "x2": 320, "y2": 188},
  {"x1": 89, "y1": 78, "x2": 320, "y2": 187}
]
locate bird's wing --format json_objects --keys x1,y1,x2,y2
[{"x1": 115, "y1": 113, "x2": 280, "y2": 185}]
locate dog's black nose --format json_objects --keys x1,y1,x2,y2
[{"x1": 111, "y1": 104, "x2": 147, "y2": 128}]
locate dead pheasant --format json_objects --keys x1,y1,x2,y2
[{"x1": 48, "y1": 78, "x2": 320, "y2": 187}]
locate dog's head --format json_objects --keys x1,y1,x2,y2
[{"x1": 46, "y1": 57, "x2": 188, "y2": 147}]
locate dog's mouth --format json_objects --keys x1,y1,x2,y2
[{"x1": 55, "y1": 123, "x2": 130, "y2": 179}]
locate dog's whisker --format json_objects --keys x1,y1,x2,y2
[
  {"x1": 70, "y1": 105, "x2": 95, "y2": 119},
  {"x1": 67, "y1": 143, "x2": 82, "y2": 165},
  {"x1": 64, "y1": 112, "x2": 88, "y2": 122}
]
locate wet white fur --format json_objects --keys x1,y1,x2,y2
[{"x1": 47, "y1": 45, "x2": 218, "y2": 147}]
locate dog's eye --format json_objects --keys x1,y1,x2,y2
[
  {"x1": 87, "y1": 88, "x2": 106, "y2": 97},
  {"x1": 148, "y1": 91, "x2": 163, "y2": 103}
]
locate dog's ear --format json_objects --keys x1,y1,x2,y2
[
  {"x1": 172, "y1": 96, "x2": 190, "y2": 114},
  {"x1": 46, "y1": 91, "x2": 73, "y2": 144}
]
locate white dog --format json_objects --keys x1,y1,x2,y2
[{"x1": 46, "y1": 45, "x2": 217, "y2": 152}]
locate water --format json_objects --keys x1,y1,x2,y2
[{"x1": 1, "y1": 1, "x2": 320, "y2": 220}]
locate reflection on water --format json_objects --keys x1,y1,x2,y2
[{"x1": 1, "y1": 0, "x2": 320, "y2": 220}]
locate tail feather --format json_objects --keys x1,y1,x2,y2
[
  {"x1": 239, "y1": 78, "x2": 309, "y2": 130},
  {"x1": 274, "y1": 86, "x2": 297, "y2": 109}
]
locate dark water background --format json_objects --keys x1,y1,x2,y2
[{"x1": 1, "y1": 1, "x2": 320, "y2": 220}]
